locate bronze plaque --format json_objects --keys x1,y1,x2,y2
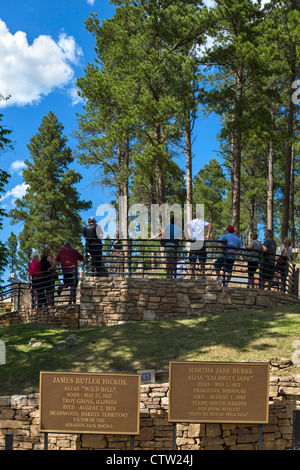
[
  {"x1": 39, "y1": 371, "x2": 140, "y2": 435},
  {"x1": 169, "y1": 361, "x2": 270, "y2": 424}
]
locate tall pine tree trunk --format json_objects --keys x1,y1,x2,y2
[
  {"x1": 186, "y1": 111, "x2": 193, "y2": 222},
  {"x1": 266, "y1": 140, "x2": 274, "y2": 232},
  {"x1": 281, "y1": 93, "x2": 295, "y2": 241},
  {"x1": 122, "y1": 136, "x2": 129, "y2": 239},
  {"x1": 290, "y1": 145, "x2": 295, "y2": 246},
  {"x1": 117, "y1": 138, "x2": 129, "y2": 239},
  {"x1": 281, "y1": 29, "x2": 296, "y2": 241},
  {"x1": 230, "y1": 74, "x2": 243, "y2": 237},
  {"x1": 154, "y1": 124, "x2": 165, "y2": 230},
  {"x1": 231, "y1": 131, "x2": 242, "y2": 236}
]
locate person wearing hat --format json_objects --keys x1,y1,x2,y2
[
  {"x1": 83, "y1": 217, "x2": 103, "y2": 276},
  {"x1": 214, "y1": 225, "x2": 243, "y2": 287}
]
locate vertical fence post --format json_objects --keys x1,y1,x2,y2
[
  {"x1": 293, "y1": 267, "x2": 299, "y2": 297},
  {"x1": 293, "y1": 409, "x2": 300, "y2": 450},
  {"x1": 128, "y1": 239, "x2": 132, "y2": 277},
  {"x1": 17, "y1": 282, "x2": 21, "y2": 311},
  {"x1": 172, "y1": 423, "x2": 177, "y2": 450},
  {"x1": 5, "y1": 432, "x2": 13, "y2": 450}
]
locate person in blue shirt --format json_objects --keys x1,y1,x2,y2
[
  {"x1": 214, "y1": 225, "x2": 243, "y2": 287},
  {"x1": 149, "y1": 215, "x2": 183, "y2": 277}
]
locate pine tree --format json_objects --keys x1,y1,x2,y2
[
  {"x1": 193, "y1": 158, "x2": 230, "y2": 237},
  {"x1": 199, "y1": 0, "x2": 275, "y2": 236},
  {"x1": 9, "y1": 112, "x2": 91, "y2": 257},
  {"x1": 76, "y1": 1, "x2": 209, "y2": 231},
  {"x1": 5, "y1": 232, "x2": 19, "y2": 276}
]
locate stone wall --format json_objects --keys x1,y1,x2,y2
[
  {"x1": 1, "y1": 376, "x2": 300, "y2": 450},
  {"x1": 0, "y1": 309, "x2": 29, "y2": 327},
  {"x1": 1, "y1": 277, "x2": 299, "y2": 330},
  {"x1": 79, "y1": 276, "x2": 300, "y2": 328},
  {"x1": 0, "y1": 305, "x2": 80, "y2": 329}
]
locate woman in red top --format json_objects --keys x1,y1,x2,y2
[{"x1": 28, "y1": 253, "x2": 45, "y2": 308}]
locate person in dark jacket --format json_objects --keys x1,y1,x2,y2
[
  {"x1": 83, "y1": 217, "x2": 103, "y2": 275},
  {"x1": 261, "y1": 229, "x2": 277, "y2": 290},
  {"x1": 40, "y1": 247, "x2": 55, "y2": 306}
]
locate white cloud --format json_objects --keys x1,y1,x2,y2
[
  {"x1": 203, "y1": 0, "x2": 270, "y2": 8},
  {"x1": 86, "y1": 0, "x2": 96, "y2": 5},
  {"x1": 203, "y1": 0, "x2": 216, "y2": 7},
  {"x1": 69, "y1": 85, "x2": 84, "y2": 106},
  {"x1": 10, "y1": 160, "x2": 27, "y2": 174},
  {"x1": 0, "y1": 183, "x2": 29, "y2": 202},
  {"x1": 0, "y1": 20, "x2": 83, "y2": 108}
]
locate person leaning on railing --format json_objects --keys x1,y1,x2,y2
[
  {"x1": 245, "y1": 232, "x2": 263, "y2": 288},
  {"x1": 214, "y1": 225, "x2": 243, "y2": 287},
  {"x1": 261, "y1": 230, "x2": 277, "y2": 290},
  {"x1": 51, "y1": 241, "x2": 85, "y2": 304},
  {"x1": 184, "y1": 217, "x2": 213, "y2": 279},
  {"x1": 28, "y1": 252, "x2": 45, "y2": 309},
  {"x1": 149, "y1": 215, "x2": 183, "y2": 278},
  {"x1": 40, "y1": 247, "x2": 55, "y2": 306},
  {"x1": 274, "y1": 237, "x2": 293, "y2": 292}
]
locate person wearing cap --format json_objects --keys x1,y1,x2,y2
[
  {"x1": 51, "y1": 242, "x2": 84, "y2": 304},
  {"x1": 83, "y1": 217, "x2": 103, "y2": 276},
  {"x1": 28, "y1": 252, "x2": 45, "y2": 308},
  {"x1": 214, "y1": 225, "x2": 243, "y2": 287}
]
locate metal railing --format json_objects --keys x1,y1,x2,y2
[
  {"x1": 28, "y1": 266, "x2": 78, "y2": 308},
  {"x1": 0, "y1": 281, "x2": 31, "y2": 312},
  {"x1": 84, "y1": 238, "x2": 299, "y2": 297}
]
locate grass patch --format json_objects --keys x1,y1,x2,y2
[{"x1": 0, "y1": 303, "x2": 299, "y2": 396}]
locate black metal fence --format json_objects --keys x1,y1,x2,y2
[
  {"x1": 28, "y1": 266, "x2": 78, "y2": 309},
  {"x1": 4, "y1": 239, "x2": 297, "y2": 312},
  {"x1": 84, "y1": 238, "x2": 299, "y2": 296},
  {"x1": 0, "y1": 281, "x2": 31, "y2": 311}
]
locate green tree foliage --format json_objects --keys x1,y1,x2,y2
[
  {"x1": 9, "y1": 112, "x2": 91, "y2": 258},
  {"x1": 193, "y1": 158, "x2": 230, "y2": 237},
  {"x1": 76, "y1": 0, "x2": 209, "y2": 232},
  {"x1": 75, "y1": 0, "x2": 300, "y2": 245},
  {"x1": 5, "y1": 232, "x2": 18, "y2": 276},
  {"x1": 198, "y1": 0, "x2": 277, "y2": 236}
]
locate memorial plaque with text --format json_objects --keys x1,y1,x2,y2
[
  {"x1": 169, "y1": 361, "x2": 270, "y2": 424},
  {"x1": 39, "y1": 371, "x2": 140, "y2": 435}
]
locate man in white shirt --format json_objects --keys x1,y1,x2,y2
[{"x1": 184, "y1": 218, "x2": 213, "y2": 278}]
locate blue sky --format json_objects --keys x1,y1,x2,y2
[{"x1": 0, "y1": 0, "x2": 224, "y2": 269}]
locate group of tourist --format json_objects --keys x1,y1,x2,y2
[
  {"x1": 28, "y1": 215, "x2": 293, "y2": 308},
  {"x1": 28, "y1": 242, "x2": 84, "y2": 308},
  {"x1": 149, "y1": 215, "x2": 293, "y2": 291},
  {"x1": 83, "y1": 214, "x2": 293, "y2": 291}
]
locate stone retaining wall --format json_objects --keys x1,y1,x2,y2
[
  {"x1": 1, "y1": 277, "x2": 299, "y2": 330},
  {"x1": 0, "y1": 309, "x2": 29, "y2": 327},
  {"x1": 79, "y1": 277, "x2": 299, "y2": 328},
  {"x1": 1, "y1": 376, "x2": 300, "y2": 450}
]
